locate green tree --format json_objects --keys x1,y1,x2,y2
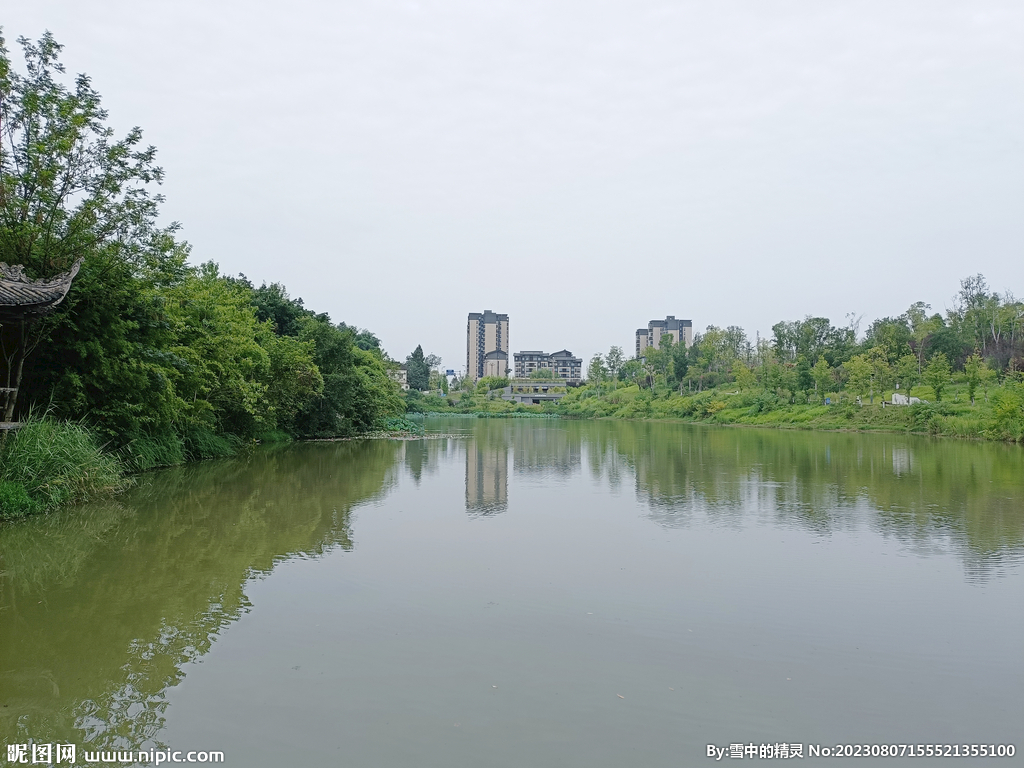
[
  {"x1": 587, "y1": 354, "x2": 608, "y2": 383},
  {"x1": 895, "y1": 354, "x2": 920, "y2": 400},
  {"x1": 405, "y1": 345, "x2": 429, "y2": 390},
  {"x1": 605, "y1": 346, "x2": 624, "y2": 383},
  {"x1": 733, "y1": 360, "x2": 756, "y2": 390},
  {"x1": 1, "y1": 33, "x2": 171, "y2": 421},
  {"x1": 905, "y1": 301, "x2": 939, "y2": 373},
  {"x1": 530, "y1": 367, "x2": 555, "y2": 380},
  {"x1": 964, "y1": 353, "x2": 987, "y2": 406},
  {"x1": 163, "y1": 263, "x2": 272, "y2": 439},
  {"x1": 618, "y1": 359, "x2": 642, "y2": 385},
  {"x1": 864, "y1": 317, "x2": 912, "y2": 366},
  {"x1": 844, "y1": 354, "x2": 873, "y2": 404},
  {"x1": 811, "y1": 357, "x2": 832, "y2": 401},
  {"x1": 866, "y1": 346, "x2": 891, "y2": 404},
  {"x1": 924, "y1": 352, "x2": 952, "y2": 402}
]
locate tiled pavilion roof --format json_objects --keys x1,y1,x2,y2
[{"x1": 0, "y1": 258, "x2": 83, "y2": 322}]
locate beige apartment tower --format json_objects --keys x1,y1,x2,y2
[
  {"x1": 636, "y1": 316, "x2": 692, "y2": 357},
  {"x1": 467, "y1": 310, "x2": 509, "y2": 382}
]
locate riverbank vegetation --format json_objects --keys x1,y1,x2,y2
[
  {"x1": 0, "y1": 34, "x2": 405, "y2": 518},
  {"x1": 560, "y1": 275, "x2": 1024, "y2": 442}
]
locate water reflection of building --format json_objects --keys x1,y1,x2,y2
[{"x1": 466, "y1": 440, "x2": 508, "y2": 514}]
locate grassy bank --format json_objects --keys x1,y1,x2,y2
[
  {"x1": 555, "y1": 378, "x2": 1024, "y2": 442},
  {"x1": 0, "y1": 415, "x2": 432, "y2": 522},
  {"x1": 0, "y1": 419, "x2": 130, "y2": 521}
]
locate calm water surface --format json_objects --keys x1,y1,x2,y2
[{"x1": 1, "y1": 419, "x2": 1022, "y2": 766}]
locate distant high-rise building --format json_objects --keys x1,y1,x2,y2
[
  {"x1": 467, "y1": 310, "x2": 509, "y2": 381},
  {"x1": 636, "y1": 316, "x2": 692, "y2": 357},
  {"x1": 513, "y1": 350, "x2": 583, "y2": 382}
]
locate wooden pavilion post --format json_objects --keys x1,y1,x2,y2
[{"x1": 0, "y1": 259, "x2": 83, "y2": 427}]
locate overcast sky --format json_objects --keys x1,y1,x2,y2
[{"x1": 5, "y1": 1, "x2": 1023, "y2": 371}]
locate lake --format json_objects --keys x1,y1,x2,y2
[{"x1": 1, "y1": 418, "x2": 1022, "y2": 766}]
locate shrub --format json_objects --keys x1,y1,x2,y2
[
  {"x1": 183, "y1": 427, "x2": 245, "y2": 460},
  {"x1": 747, "y1": 393, "x2": 780, "y2": 416},
  {"x1": 375, "y1": 416, "x2": 425, "y2": 435},
  {"x1": 0, "y1": 481, "x2": 39, "y2": 520},
  {"x1": 989, "y1": 386, "x2": 1024, "y2": 442}
]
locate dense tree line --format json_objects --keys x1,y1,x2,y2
[
  {"x1": 574, "y1": 275, "x2": 1023, "y2": 441},
  {"x1": 0, "y1": 33, "x2": 402, "y2": 468},
  {"x1": 585, "y1": 275, "x2": 1022, "y2": 405}
]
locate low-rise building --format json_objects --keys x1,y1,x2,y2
[
  {"x1": 513, "y1": 349, "x2": 583, "y2": 382},
  {"x1": 501, "y1": 382, "x2": 569, "y2": 405},
  {"x1": 636, "y1": 316, "x2": 692, "y2": 357},
  {"x1": 390, "y1": 365, "x2": 409, "y2": 390},
  {"x1": 482, "y1": 349, "x2": 509, "y2": 379}
]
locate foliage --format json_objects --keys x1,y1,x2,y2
[
  {"x1": 810, "y1": 357, "x2": 832, "y2": 399},
  {"x1": 619, "y1": 359, "x2": 642, "y2": 385},
  {"x1": 0, "y1": 34, "x2": 403, "y2": 470},
  {"x1": 475, "y1": 376, "x2": 508, "y2": 393},
  {"x1": 924, "y1": 352, "x2": 952, "y2": 402},
  {"x1": 530, "y1": 367, "x2": 555, "y2": 380},
  {"x1": 0, "y1": 480, "x2": 38, "y2": 520},
  {"x1": 0, "y1": 32, "x2": 165, "y2": 278},
  {"x1": 0, "y1": 33, "x2": 181, "y2": 422},
  {"x1": 733, "y1": 360, "x2": 757, "y2": 390},
  {"x1": 895, "y1": 354, "x2": 920, "y2": 398},
  {"x1": 605, "y1": 346, "x2": 624, "y2": 380},
  {"x1": 844, "y1": 354, "x2": 872, "y2": 401},
  {"x1": 405, "y1": 345, "x2": 430, "y2": 391},
  {"x1": 989, "y1": 382, "x2": 1024, "y2": 441},
  {"x1": 375, "y1": 415, "x2": 425, "y2": 435},
  {"x1": 964, "y1": 353, "x2": 987, "y2": 406},
  {"x1": 0, "y1": 417, "x2": 128, "y2": 513}
]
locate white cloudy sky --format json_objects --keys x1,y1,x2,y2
[{"x1": 5, "y1": 1, "x2": 1023, "y2": 371}]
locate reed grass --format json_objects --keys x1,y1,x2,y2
[{"x1": 0, "y1": 417, "x2": 129, "y2": 519}]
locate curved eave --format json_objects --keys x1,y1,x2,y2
[{"x1": 0, "y1": 259, "x2": 83, "y2": 322}]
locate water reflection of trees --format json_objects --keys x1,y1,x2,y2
[
  {"x1": 0, "y1": 440, "x2": 400, "y2": 752},
  {"x1": 587, "y1": 422, "x2": 1024, "y2": 578}
]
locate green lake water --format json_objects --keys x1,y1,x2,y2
[{"x1": 1, "y1": 419, "x2": 1022, "y2": 766}]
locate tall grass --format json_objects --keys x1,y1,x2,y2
[{"x1": 0, "y1": 418, "x2": 129, "y2": 519}]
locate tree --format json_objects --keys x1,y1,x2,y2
[
  {"x1": 1, "y1": 33, "x2": 170, "y2": 421},
  {"x1": 866, "y1": 346, "x2": 891, "y2": 404},
  {"x1": 864, "y1": 317, "x2": 912, "y2": 366},
  {"x1": 405, "y1": 345, "x2": 429, "y2": 390},
  {"x1": 605, "y1": 346, "x2": 624, "y2": 383},
  {"x1": 811, "y1": 357, "x2": 832, "y2": 400},
  {"x1": 980, "y1": 362, "x2": 997, "y2": 402},
  {"x1": 618, "y1": 359, "x2": 642, "y2": 385},
  {"x1": 964, "y1": 353, "x2": 987, "y2": 406},
  {"x1": 844, "y1": 354, "x2": 873, "y2": 404},
  {"x1": 337, "y1": 324, "x2": 381, "y2": 351},
  {"x1": 924, "y1": 352, "x2": 951, "y2": 402},
  {"x1": 895, "y1": 354, "x2": 920, "y2": 399},
  {"x1": 587, "y1": 354, "x2": 607, "y2": 383},
  {"x1": 905, "y1": 301, "x2": 938, "y2": 373},
  {"x1": 733, "y1": 360, "x2": 756, "y2": 390},
  {"x1": 530, "y1": 367, "x2": 555, "y2": 380}
]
